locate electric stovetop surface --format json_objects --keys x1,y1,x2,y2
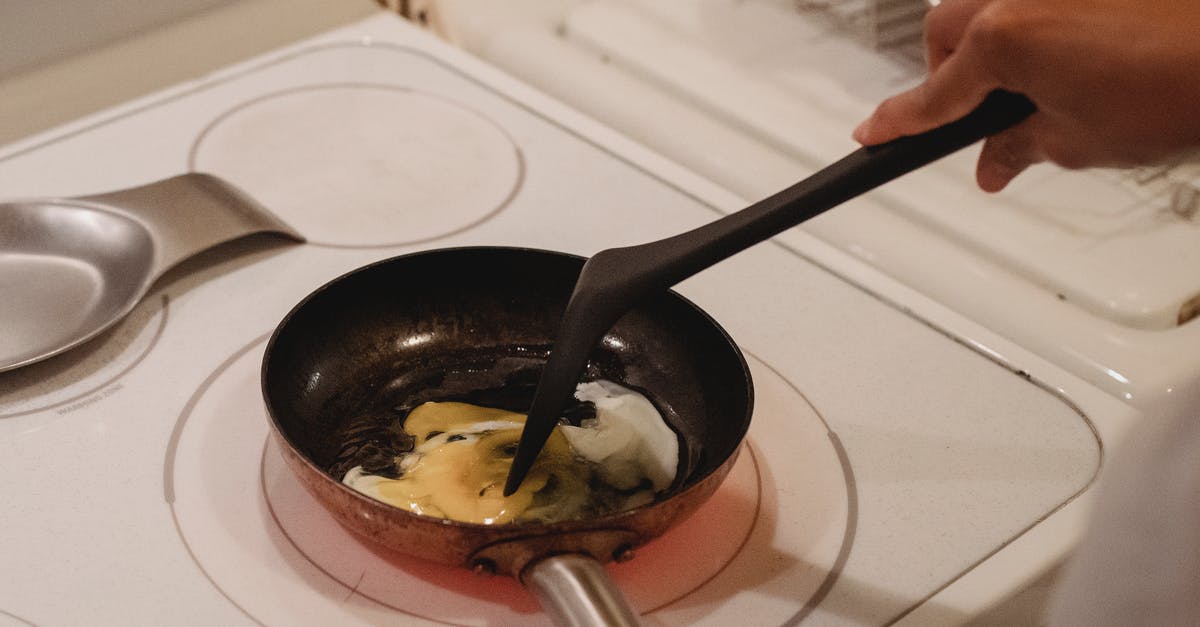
[{"x1": 0, "y1": 14, "x2": 1130, "y2": 627}]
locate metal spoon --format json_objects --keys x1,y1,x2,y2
[
  {"x1": 0, "y1": 173, "x2": 302, "y2": 372},
  {"x1": 505, "y1": 90, "x2": 1036, "y2": 495}
]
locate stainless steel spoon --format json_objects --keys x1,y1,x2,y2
[
  {"x1": 506, "y1": 90, "x2": 1037, "y2": 494},
  {"x1": 0, "y1": 173, "x2": 302, "y2": 372}
]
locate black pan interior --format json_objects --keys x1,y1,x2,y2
[{"x1": 262, "y1": 247, "x2": 753, "y2": 497}]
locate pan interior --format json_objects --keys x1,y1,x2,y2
[{"x1": 263, "y1": 247, "x2": 752, "y2": 508}]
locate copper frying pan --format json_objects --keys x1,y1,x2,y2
[{"x1": 261, "y1": 247, "x2": 753, "y2": 625}]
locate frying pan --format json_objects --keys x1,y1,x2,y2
[{"x1": 261, "y1": 247, "x2": 753, "y2": 626}]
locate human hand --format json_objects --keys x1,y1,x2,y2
[{"x1": 852, "y1": 0, "x2": 1200, "y2": 191}]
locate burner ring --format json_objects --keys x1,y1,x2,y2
[
  {"x1": 164, "y1": 338, "x2": 854, "y2": 625},
  {"x1": 0, "y1": 295, "x2": 168, "y2": 426},
  {"x1": 189, "y1": 84, "x2": 524, "y2": 249}
]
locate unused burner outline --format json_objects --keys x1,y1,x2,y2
[
  {"x1": 0, "y1": 295, "x2": 169, "y2": 420},
  {"x1": 0, "y1": 608, "x2": 36, "y2": 627},
  {"x1": 187, "y1": 84, "x2": 525, "y2": 250}
]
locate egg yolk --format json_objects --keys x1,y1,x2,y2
[
  {"x1": 342, "y1": 380, "x2": 680, "y2": 525},
  {"x1": 357, "y1": 402, "x2": 585, "y2": 525}
]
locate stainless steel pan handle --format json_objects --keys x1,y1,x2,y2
[{"x1": 525, "y1": 554, "x2": 641, "y2": 627}]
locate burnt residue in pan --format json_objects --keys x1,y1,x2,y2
[{"x1": 264, "y1": 248, "x2": 750, "y2": 520}]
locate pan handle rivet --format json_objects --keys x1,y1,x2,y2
[
  {"x1": 612, "y1": 546, "x2": 636, "y2": 563},
  {"x1": 471, "y1": 558, "x2": 497, "y2": 576}
]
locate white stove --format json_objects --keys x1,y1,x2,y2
[{"x1": 0, "y1": 11, "x2": 1137, "y2": 627}]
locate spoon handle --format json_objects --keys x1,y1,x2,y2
[
  {"x1": 79, "y1": 173, "x2": 303, "y2": 278},
  {"x1": 505, "y1": 90, "x2": 1035, "y2": 496}
]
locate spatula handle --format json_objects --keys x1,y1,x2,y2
[{"x1": 599, "y1": 90, "x2": 1037, "y2": 298}]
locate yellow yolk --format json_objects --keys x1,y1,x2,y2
[
  {"x1": 350, "y1": 402, "x2": 583, "y2": 524},
  {"x1": 341, "y1": 381, "x2": 680, "y2": 525}
]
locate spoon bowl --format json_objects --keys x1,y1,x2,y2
[
  {"x1": 1, "y1": 203, "x2": 153, "y2": 369},
  {"x1": 0, "y1": 173, "x2": 302, "y2": 372}
]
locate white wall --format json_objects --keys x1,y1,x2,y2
[{"x1": 0, "y1": 0, "x2": 238, "y2": 77}]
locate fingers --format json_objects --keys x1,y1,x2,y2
[
  {"x1": 852, "y1": 0, "x2": 1048, "y2": 191},
  {"x1": 925, "y1": 0, "x2": 998, "y2": 70},
  {"x1": 975, "y1": 119, "x2": 1045, "y2": 191},
  {"x1": 852, "y1": 49, "x2": 999, "y2": 145}
]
